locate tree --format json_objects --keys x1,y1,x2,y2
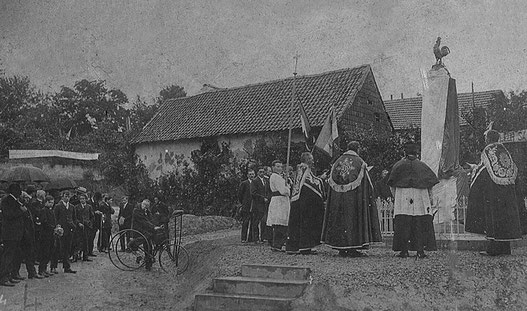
[
  {"x1": 0, "y1": 75, "x2": 49, "y2": 158},
  {"x1": 128, "y1": 95, "x2": 159, "y2": 134},
  {"x1": 156, "y1": 84, "x2": 186, "y2": 104},
  {"x1": 54, "y1": 79, "x2": 128, "y2": 139}
]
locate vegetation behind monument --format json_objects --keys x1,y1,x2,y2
[{"x1": 1, "y1": 74, "x2": 525, "y2": 215}]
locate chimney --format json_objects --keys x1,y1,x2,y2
[
  {"x1": 401, "y1": 93, "x2": 403, "y2": 99},
  {"x1": 390, "y1": 94, "x2": 393, "y2": 100}
]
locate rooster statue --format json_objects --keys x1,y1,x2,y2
[{"x1": 433, "y1": 37, "x2": 450, "y2": 68}]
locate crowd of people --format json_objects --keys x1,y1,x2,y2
[
  {"x1": 239, "y1": 132, "x2": 526, "y2": 259},
  {"x1": 238, "y1": 142, "x2": 383, "y2": 257},
  {"x1": 0, "y1": 182, "x2": 170, "y2": 287}
]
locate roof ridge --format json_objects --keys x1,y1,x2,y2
[
  {"x1": 384, "y1": 89, "x2": 504, "y2": 103},
  {"x1": 165, "y1": 64, "x2": 371, "y2": 103}
]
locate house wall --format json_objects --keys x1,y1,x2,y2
[
  {"x1": 135, "y1": 132, "x2": 305, "y2": 180},
  {"x1": 339, "y1": 71, "x2": 393, "y2": 133}
]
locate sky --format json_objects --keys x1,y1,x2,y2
[{"x1": 1, "y1": 0, "x2": 527, "y2": 102}]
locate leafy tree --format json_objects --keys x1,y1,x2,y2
[
  {"x1": 0, "y1": 75, "x2": 49, "y2": 158},
  {"x1": 156, "y1": 138, "x2": 241, "y2": 216},
  {"x1": 157, "y1": 84, "x2": 186, "y2": 104},
  {"x1": 54, "y1": 79, "x2": 128, "y2": 139},
  {"x1": 128, "y1": 95, "x2": 159, "y2": 134}
]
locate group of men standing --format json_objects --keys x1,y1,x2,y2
[
  {"x1": 0, "y1": 185, "x2": 119, "y2": 287},
  {"x1": 239, "y1": 130, "x2": 526, "y2": 259},
  {"x1": 238, "y1": 142, "x2": 384, "y2": 256}
]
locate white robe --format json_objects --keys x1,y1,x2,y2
[
  {"x1": 266, "y1": 173, "x2": 290, "y2": 226},
  {"x1": 392, "y1": 187, "x2": 433, "y2": 216}
]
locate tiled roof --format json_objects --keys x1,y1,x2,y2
[
  {"x1": 132, "y1": 65, "x2": 372, "y2": 144},
  {"x1": 384, "y1": 90, "x2": 505, "y2": 130}
]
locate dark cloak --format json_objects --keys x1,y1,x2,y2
[
  {"x1": 321, "y1": 152, "x2": 382, "y2": 249},
  {"x1": 286, "y1": 165, "x2": 325, "y2": 251},
  {"x1": 465, "y1": 143, "x2": 524, "y2": 240},
  {"x1": 388, "y1": 156, "x2": 439, "y2": 252},
  {"x1": 387, "y1": 155, "x2": 439, "y2": 189}
]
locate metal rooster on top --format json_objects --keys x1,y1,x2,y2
[{"x1": 433, "y1": 37, "x2": 450, "y2": 69}]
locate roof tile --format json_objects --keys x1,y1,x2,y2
[
  {"x1": 384, "y1": 90, "x2": 505, "y2": 130},
  {"x1": 133, "y1": 65, "x2": 372, "y2": 144}
]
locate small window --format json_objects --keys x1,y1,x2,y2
[
  {"x1": 374, "y1": 112, "x2": 380, "y2": 122},
  {"x1": 367, "y1": 99, "x2": 373, "y2": 105}
]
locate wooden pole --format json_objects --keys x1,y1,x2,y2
[{"x1": 286, "y1": 54, "x2": 299, "y2": 176}]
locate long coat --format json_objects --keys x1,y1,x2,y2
[
  {"x1": 321, "y1": 151, "x2": 382, "y2": 249},
  {"x1": 0, "y1": 195, "x2": 26, "y2": 241},
  {"x1": 466, "y1": 142, "x2": 524, "y2": 240}
]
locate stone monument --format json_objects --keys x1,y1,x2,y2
[{"x1": 420, "y1": 37, "x2": 461, "y2": 229}]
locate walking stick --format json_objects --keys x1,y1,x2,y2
[{"x1": 97, "y1": 213, "x2": 103, "y2": 251}]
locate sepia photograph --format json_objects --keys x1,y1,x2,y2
[{"x1": 1, "y1": 1, "x2": 527, "y2": 310}]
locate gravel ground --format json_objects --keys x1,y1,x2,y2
[
  {"x1": 2, "y1": 217, "x2": 527, "y2": 311},
  {"x1": 206, "y1": 235, "x2": 527, "y2": 311}
]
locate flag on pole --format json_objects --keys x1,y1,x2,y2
[
  {"x1": 314, "y1": 107, "x2": 338, "y2": 157},
  {"x1": 298, "y1": 101, "x2": 314, "y2": 150}
]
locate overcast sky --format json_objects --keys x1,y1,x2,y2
[{"x1": 1, "y1": 0, "x2": 527, "y2": 102}]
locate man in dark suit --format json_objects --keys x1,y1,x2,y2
[
  {"x1": 238, "y1": 169, "x2": 255, "y2": 243},
  {"x1": 75, "y1": 192, "x2": 93, "y2": 262},
  {"x1": 250, "y1": 167, "x2": 269, "y2": 243},
  {"x1": 54, "y1": 190, "x2": 77, "y2": 273},
  {"x1": 0, "y1": 183, "x2": 27, "y2": 286},
  {"x1": 151, "y1": 196, "x2": 169, "y2": 240},
  {"x1": 117, "y1": 195, "x2": 134, "y2": 251},
  {"x1": 130, "y1": 200, "x2": 162, "y2": 271},
  {"x1": 262, "y1": 166, "x2": 273, "y2": 243},
  {"x1": 12, "y1": 190, "x2": 43, "y2": 280}
]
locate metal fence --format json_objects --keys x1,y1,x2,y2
[{"x1": 377, "y1": 196, "x2": 469, "y2": 236}]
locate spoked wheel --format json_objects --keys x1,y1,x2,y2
[
  {"x1": 158, "y1": 242, "x2": 189, "y2": 275},
  {"x1": 108, "y1": 231, "x2": 129, "y2": 271},
  {"x1": 109, "y1": 229, "x2": 150, "y2": 271}
]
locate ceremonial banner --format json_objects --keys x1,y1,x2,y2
[
  {"x1": 314, "y1": 107, "x2": 338, "y2": 157},
  {"x1": 298, "y1": 101, "x2": 314, "y2": 149}
]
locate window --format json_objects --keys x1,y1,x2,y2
[{"x1": 374, "y1": 112, "x2": 380, "y2": 122}]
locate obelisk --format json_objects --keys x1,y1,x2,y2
[{"x1": 421, "y1": 37, "x2": 460, "y2": 225}]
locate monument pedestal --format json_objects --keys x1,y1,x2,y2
[{"x1": 421, "y1": 66, "x2": 460, "y2": 224}]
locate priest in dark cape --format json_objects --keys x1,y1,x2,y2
[
  {"x1": 388, "y1": 142, "x2": 439, "y2": 259},
  {"x1": 466, "y1": 129, "x2": 524, "y2": 256},
  {"x1": 285, "y1": 152, "x2": 325, "y2": 255},
  {"x1": 321, "y1": 141, "x2": 382, "y2": 257}
]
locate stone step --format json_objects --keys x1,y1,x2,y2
[
  {"x1": 241, "y1": 264, "x2": 311, "y2": 281},
  {"x1": 194, "y1": 293, "x2": 293, "y2": 311},
  {"x1": 213, "y1": 276, "x2": 308, "y2": 298}
]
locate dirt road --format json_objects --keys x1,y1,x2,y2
[
  {"x1": 2, "y1": 226, "x2": 527, "y2": 311},
  {"x1": 0, "y1": 229, "x2": 238, "y2": 311}
]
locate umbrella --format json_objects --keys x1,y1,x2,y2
[
  {"x1": 0, "y1": 166, "x2": 50, "y2": 183},
  {"x1": 45, "y1": 177, "x2": 78, "y2": 191}
]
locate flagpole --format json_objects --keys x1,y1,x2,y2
[{"x1": 286, "y1": 54, "x2": 299, "y2": 176}]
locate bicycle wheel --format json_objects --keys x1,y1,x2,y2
[
  {"x1": 109, "y1": 230, "x2": 131, "y2": 271},
  {"x1": 114, "y1": 229, "x2": 150, "y2": 271},
  {"x1": 158, "y1": 243, "x2": 189, "y2": 275}
]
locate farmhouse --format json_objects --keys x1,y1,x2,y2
[
  {"x1": 132, "y1": 64, "x2": 393, "y2": 179},
  {"x1": 383, "y1": 90, "x2": 507, "y2": 130}
]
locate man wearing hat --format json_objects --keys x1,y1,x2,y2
[{"x1": 388, "y1": 142, "x2": 439, "y2": 259}]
